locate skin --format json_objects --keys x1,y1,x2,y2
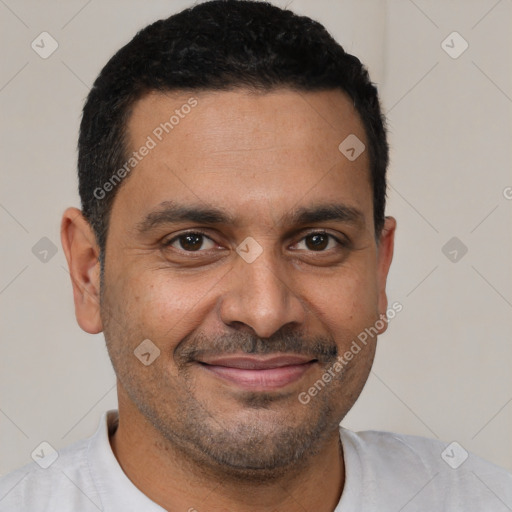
[{"x1": 61, "y1": 88, "x2": 396, "y2": 512}]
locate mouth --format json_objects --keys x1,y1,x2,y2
[{"x1": 197, "y1": 354, "x2": 317, "y2": 391}]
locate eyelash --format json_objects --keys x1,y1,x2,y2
[{"x1": 161, "y1": 229, "x2": 348, "y2": 254}]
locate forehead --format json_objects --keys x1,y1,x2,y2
[{"x1": 116, "y1": 88, "x2": 372, "y2": 229}]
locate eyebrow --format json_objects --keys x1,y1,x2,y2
[
  {"x1": 282, "y1": 203, "x2": 364, "y2": 228},
  {"x1": 136, "y1": 200, "x2": 365, "y2": 233},
  {"x1": 136, "y1": 201, "x2": 236, "y2": 232}
]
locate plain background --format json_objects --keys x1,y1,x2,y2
[{"x1": 1, "y1": 0, "x2": 511, "y2": 476}]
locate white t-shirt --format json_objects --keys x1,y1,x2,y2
[{"x1": 1, "y1": 410, "x2": 511, "y2": 511}]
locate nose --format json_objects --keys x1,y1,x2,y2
[{"x1": 219, "y1": 251, "x2": 306, "y2": 339}]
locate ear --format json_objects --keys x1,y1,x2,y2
[
  {"x1": 375, "y1": 216, "x2": 396, "y2": 334},
  {"x1": 61, "y1": 207, "x2": 103, "y2": 334}
]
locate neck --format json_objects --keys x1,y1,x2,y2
[{"x1": 110, "y1": 400, "x2": 345, "y2": 512}]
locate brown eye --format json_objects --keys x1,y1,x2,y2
[
  {"x1": 305, "y1": 233, "x2": 330, "y2": 251},
  {"x1": 165, "y1": 232, "x2": 216, "y2": 252},
  {"x1": 293, "y1": 232, "x2": 343, "y2": 252},
  {"x1": 179, "y1": 234, "x2": 203, "y2": 251}
]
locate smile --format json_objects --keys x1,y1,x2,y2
[{"x1": 197, "y1": 355, "x2": 317, "y2": 391}]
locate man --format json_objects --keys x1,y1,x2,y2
[{"x1": 1, "y1": 1, "x2": 510, "y2": 510}]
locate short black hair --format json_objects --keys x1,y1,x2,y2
[{"x1": 78, "y1": 0, "x2": 388, "y2": 260}]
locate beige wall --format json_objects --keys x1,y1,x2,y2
[{"x1": 1, "y1": 0, "x2": 511, "y2": 475}]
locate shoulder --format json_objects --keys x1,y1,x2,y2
[
  {"x1": 339, "y1": 428, "x2": 512, "y2": 510},
  {"x1": 0, "y1": 437, "x2": 102, "y2": 512}
]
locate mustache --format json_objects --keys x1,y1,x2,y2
[{"x1": 175, "y1": 329, "x2": 339, "y2": 365}]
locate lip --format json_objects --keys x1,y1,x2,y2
[{"x1": 198, "y1": 354, "x2": 317, "y2": 391}]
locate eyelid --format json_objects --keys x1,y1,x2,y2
[
  {"x1": 162, "y1": 229, "x2": 217, "y2": 248},
  {"x1": 289, "y1": 230, "x2": 348, "y2": 250},
  {"x1": 162, "y1": 228, "x2": 349, "y2": 253}
]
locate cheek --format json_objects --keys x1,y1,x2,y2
[
  {"x1": 124, "y1": 270, "x2": 222, "y2": 348},
  {"x1": 104, "y1": 245, "x2": 380, "y2": 354},
  {"x1": 301, "y1": 263, "x2": 380, "y2": 335}
]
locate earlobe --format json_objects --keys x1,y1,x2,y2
[
  {"x1": 61, "y1": 207, "x2": 103, "y2": 334},
  {"x1": 376, "y1": 216, "x2": 396, "y2": 333}
]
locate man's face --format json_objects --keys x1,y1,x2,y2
[{"x1": 99, "y1": 88, "x2": 394, "y2": 477}]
